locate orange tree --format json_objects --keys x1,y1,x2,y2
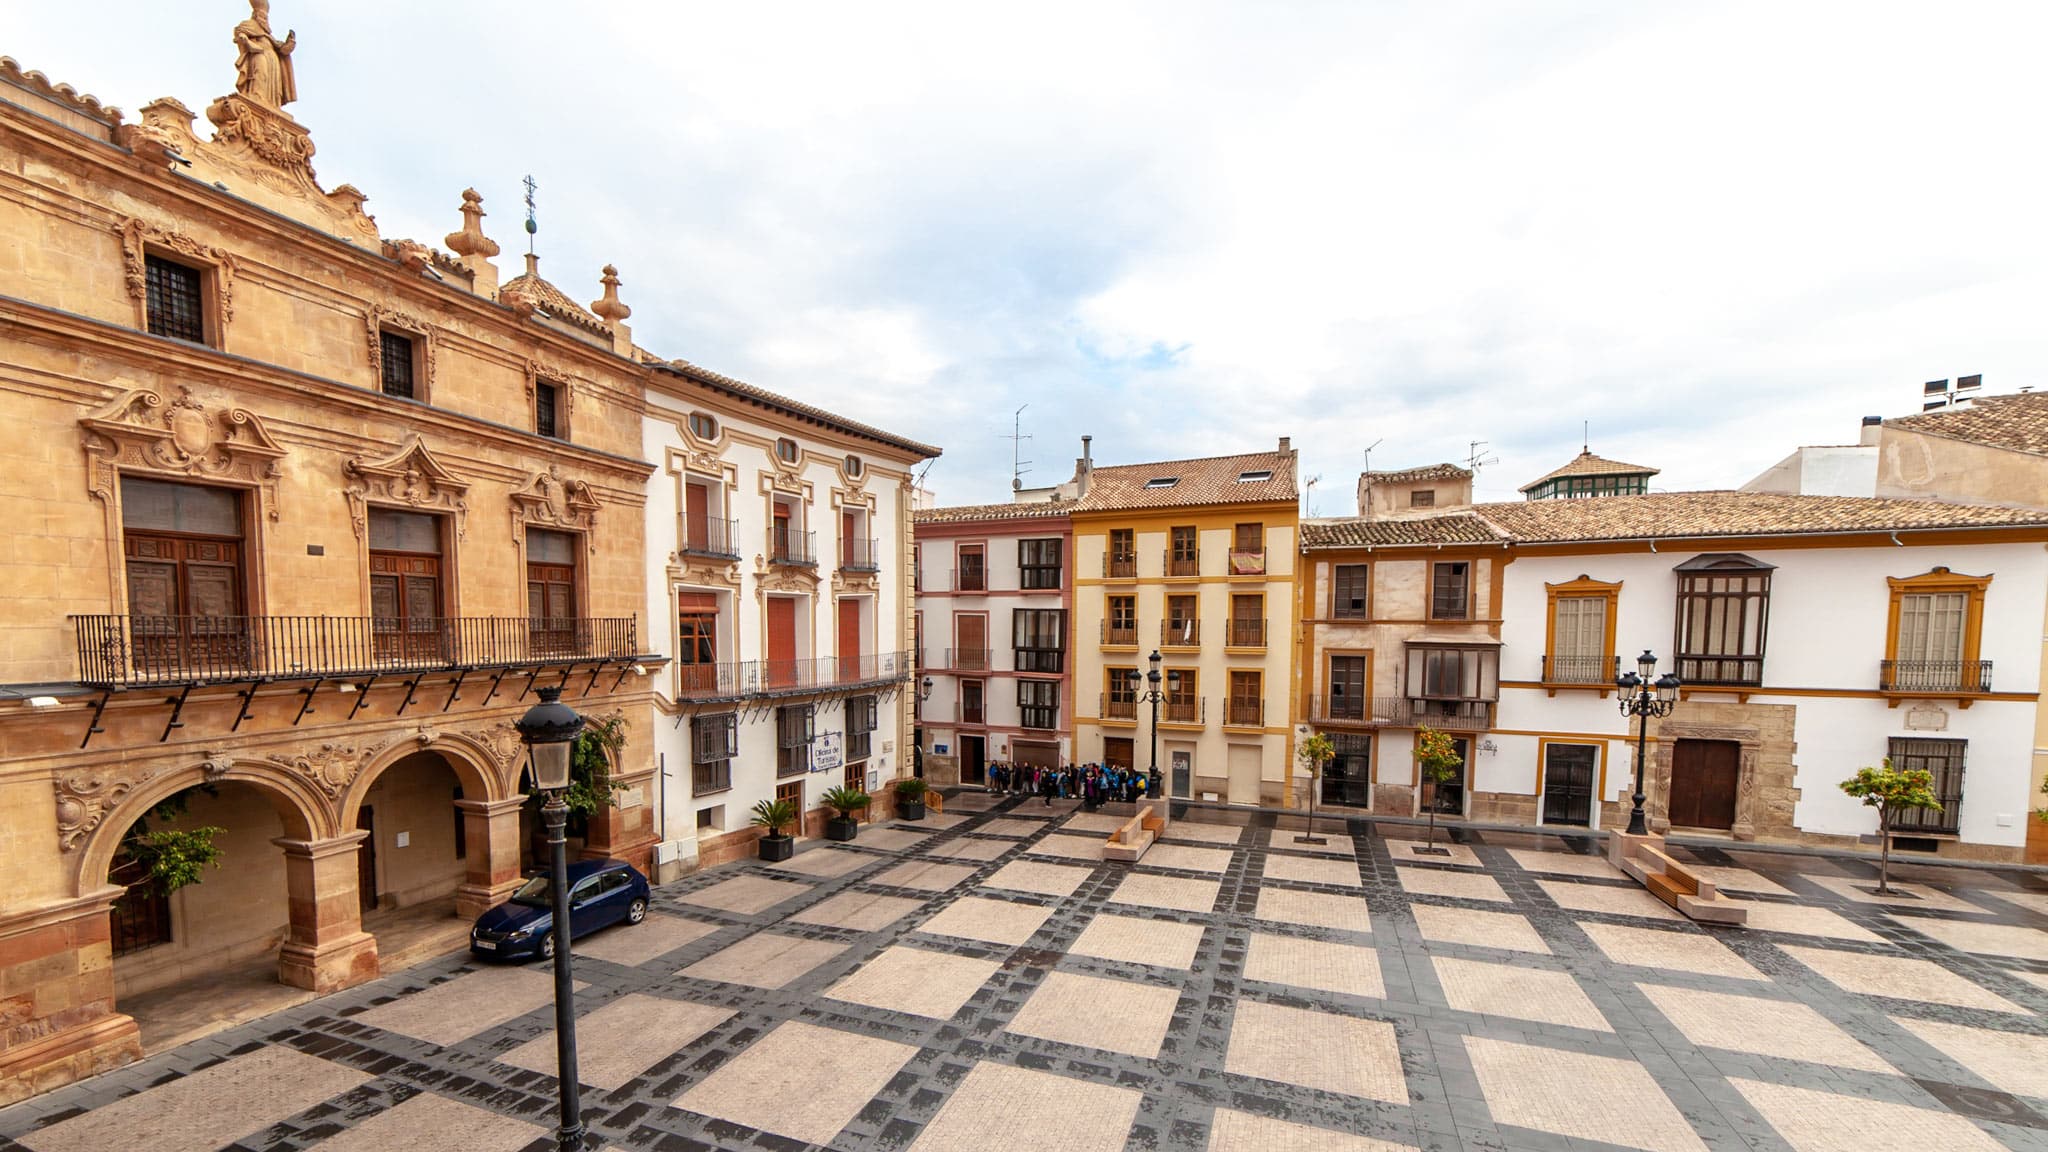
[
  {"x1": 1839, "y1": 758, "x2": 1941, "y2": 894},
  {"x1": 1415, "y1": 726, "x2": 1464, "y2": 848}
]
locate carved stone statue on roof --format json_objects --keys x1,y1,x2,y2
[{"x1": 232, "y1": 0, "x2": 298, "y2": 109}]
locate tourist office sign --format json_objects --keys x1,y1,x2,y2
[{"x1": 813, "y1": 731, "x2": 844, "y2": 772}]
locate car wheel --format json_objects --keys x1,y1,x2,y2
[
  {"x1": 539, "y1": 933, "x2": 555, "y2": 960},
  {"x1": 626, "y1": 898, "x2": 648, "y2": 925}
]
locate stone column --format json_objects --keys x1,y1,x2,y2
[
  {"x1": 273, "y1": 834, "x2": 379, "y2": 994},
  {"x1": 0, "y1": 890, "x2": 142, "y2": 1106},
  {"x1": 454, "y1": 797, "x2": 526, "y2": 918}
]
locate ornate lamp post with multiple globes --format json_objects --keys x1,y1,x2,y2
[
  {"x1": 1615, "y1": 650, "x2": 1681, "y2": 836},
  {"x1": 515, "y1": 685, "x2": 588, "y2": 1152},
  {"x1": 1126, "y1": 650, "x2": 1167, "y2": 798}
]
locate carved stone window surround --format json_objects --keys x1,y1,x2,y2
[
  {"x1": 121, "y1": 217, "x2": 237, "y2": 347},
  {"x1": 509, "y1": 466, "x2": 601, "y2": 620},
  {"x1": 364, "y1": 306, "x2": 437, "y2": 402},
  {"x1": 343, "y1": 436, "x2": 473, "y2": 615},
  {"x1": 525, "y1": 360, "x2": 577, "y2": 442}
]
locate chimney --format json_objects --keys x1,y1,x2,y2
[
  {"x1": 1861, "y1": 415, "x2": 1883, "y2": 446},
  {"x1": 1073, "y1": 434, "x2": 1094, "y2": 498},
  {"x1": 1278, "y1": 436, "x2": 1291, "y2": 453}
]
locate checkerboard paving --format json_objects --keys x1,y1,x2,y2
[
  {"x1": 1384, "y1": 838, "x2": 1480, "y2": 866},
  {"x1": 15, "y1": 799, "x2": 2048, "y2": 1152}
]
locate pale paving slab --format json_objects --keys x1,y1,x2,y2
[
  {"x1": 873, "y1": 859, "x2": 980, "y2": 891},
  {"x1": 1108, "y1": 872, "x2": 1222, "y2": 913},
  {"x1": 1802, "y1": 873, "x2": 1984, "y2": 914},
  {"x1": 1986, "y1": 888, "x2": 2048, "y2": 917},
  {"x1": 306, "y1": 1090, "x2": 545, "y2": 1152},
  {"x1": 679, "y1": 932, "x2": 848, "y2": 989},
  {"x1": 1141, "y1": 843, "x2": 1236, "y2": 873},
  {"x1": 1385, "y1": 838, "x2": 1479, "y2": 867},
  {"x1": 1504, "y1": 847, "x2": 1624, "y2": 879},
  {"x1": 1537, "y1": 878, "x2": 1683, "y2": 920},
  {"x1": 929, "y1": 836, "x2": 1016, "y2": 862},
  {"x1": 1901, "y1": 916, "x2": 2048, "y2": 961},
  {"x1": 1206, "y1": 1109, "x2": 1418, "y2": 1152},
  {"x1": 1579, "y1": 922, "x2": 1767, "y2": 980},
  {"x1": 1164, "y1": 820, "x2": 1247, "y2": 845},
  {"x1": 789, "y1": 890, "x2": 927, "y2": 932},
  {"x1": 1225, "y1": 999, "x2": 1406, "y2": 1102},
  {"x1": 358, "y1": 966, "x2": 575, "y2": 1046},
  {"x1": 1731, "y1": 898, "x2": 1886, "y2": 942},
  {"x1": 1063, "y1": 811, "x2": 1133, "y2": 834},
  {"x1": 1026, "y1": 833, "x2": 1109, "y2": 862},
  {"x1": 1409, "y1": 904, "x2": 1551, "y2": 954},
  {"x1": 972, "y1": 817, "x2": 1045, "y2": 837},
  {"x1": 901, "y1": 812, "x2": 967, "y2": 829},
  {"x1": 769, "y1": 846, "x2": 877, "y2": 878},
  {"x1": 674, "y1": 1020, "x2": 918, "y2": 1146},
  {"x1": 2013, "y1": 969, "x2": 2048, "y2": 994},
  {"x1": 1685, "y1": 863, "x2": 1793, "y2": 895},
  {"x1": 1254, "y1": 887, "x2": 1373, "y2": 933},
  {"x1": 917, "y1": 895, "x2": 1055, "y2": 946},
  {"x1": 1639, "y1": 984, "x2": 1894, "y2": 1073},
  {"x1": 1006, "y1": 970, "x2": 1181, "y2": 1058},
  {"x1": 1071, "y1": 913, "x2": 1207, "y2": 969},
  {"x1": 1433, "y1": 955, "x2": 1611, "y2": 1031},
  {"x1": 502, "y1": 993, "x2": 731, "y2": 1089},
  {"x1": 1245, "y1": 932, "x2": 1386, "y2": 999},
  {"x1": 982, "y1": 858, "x2": 1093, "y2": 898},
  {"x1": 853, "y1": 826, "x2": 932, "y2": 851},
  {"x1": 826, "y1": 944, "x2": 1002, "y2": 1019},
  {"x1": 1273, "y1": 829, "x2": 1356, "y2": 855},
  {"x1": 1466, "y1": 1036, "x2": 1708, "y2": 1152},
  {"x1": 946, "y1": 791, "x2": 1004, "y2": 810},
  {"x1": 1779, "y1": 943, "x2": 2026, "y2": 1013},
  {"x1": 907, "y1": 1060, "x2": 1141, "y2": 1152},
  {"x1": 1262, "y1": 853, "x2": 1361, "y2": 888},
  {"x1": 574, "y1": 912, "x2": 720, "y2": 967},
  {"x1": 16, "y1": 1046, "x2": 372, "y2": 1152},
  {"x1": 1894, "y1": 1016, "x2": 2048, "y2": 1097},
  {"x1": 1397, "y1": 866, "x2": 1509, "y2": 903},
  {"x1": 1732, "y1": 1077, "x2": 2010, "y2": 1152},
  {"x1": 678, "y1": 873, "x2": 812, "y2": 914}
]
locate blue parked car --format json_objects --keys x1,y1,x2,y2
[{"x1": 469, "y1": 858, "x2": 650, "y2": 961}]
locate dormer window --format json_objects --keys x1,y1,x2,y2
[
  {"x1": 776, "y1": 438, "x2": 799, "y2": 464},
  {"x1": 1144, "y1": 477, "x2": 1179, "y2": 490},
  {"x1": 687, "y1": 412, "x2": 719, "y2": 441},
  {"x1": 1237, "y1": 469, "x2": 1272, "y2": 482},
  {"x1": 844, "y1": 455, "x2": 864, "y2": 478}
]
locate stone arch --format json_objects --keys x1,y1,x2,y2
[
  {"x1": 338, "y1": 732, "x2": 508, "y2": 831},
  {"x1": 74, "y1": 758, "x2": 326, "y2": 899}
]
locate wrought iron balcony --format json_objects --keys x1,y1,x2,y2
[
  {"x1": 1166, "y1": 549, "x2": 1201, "y2": 578},
  {"x1": 1541, "y1": 654, "x2": 1621, "y2": 685},
  {"x1": 949, "y1": 567, "x2": 988, "y2": 593},
  {"x1": 1225, "y1": 697, "x2": 1264, "y2": 727},
  {"x1": 1307, "y1": 693, "x2": 1370, "y2": 724},
  {"x1": 1161, "y1": 619, "x2": 1201, "y2": 647},
  {"x1": 682, "y1": 517, "x2": 740, "y2": 560},
  {"x1": 1372, "y1": 697, "x2": 1493, "y2": 730},
  {"x1": 1228, "y1": 547, "x2": 1266, "y2": 576},
  {"x1": 1226, "y1": 619, "x2": 1267, "y2": 648},
  {"x1": 956, "y1": 699, "x2": 985, "y2": 725},
  {"x1": 72, "y1": 614, "x2": 640, "y2": 688},
  {"x1": 1101, "y1": 622, "x2": 1138, "y2": 647},
  {"x1": 769, "y1": 527, "x2": 817, "y2": 566},
  {"x1": 945, "y1": 647, "x2": 992, "y2": 672},
  {"x1": 840, "y1": 536, "x2": 880, "y2": 572},
  {"x1": 1880, "y1": 660, "x2": 1993, "y2": 695},
  {"x1": 1163, "y1": 696, "x2": 1204, "y2": 724},
  {"x1": 1102, "y1": 694, "x2": 1138, "y2": 720},
  {"x1": 1104, "y1": 553, "x2": 1137, "y2": 579},
  {"x1": 674, "y1": 650, "x2": 914, "y2": 701}
]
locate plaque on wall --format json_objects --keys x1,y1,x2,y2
[{"x1": 1904, "y1": 703, "x2": 1949, "y2": 732}]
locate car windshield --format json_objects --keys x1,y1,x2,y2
[{"x1": 510, "y1": 875, "x2": 553, "y2": 906}]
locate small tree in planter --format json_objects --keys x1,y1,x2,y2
[
  {"x1": 821, "y1": 786, "x2": 871, "y2": 842},
  {"x1": 750, "y1": 797, "x2": 798, "y2": 861},
  {"x1": 1839, "y1": 758, "x2": 1942, "y2": 894},
  {"x1": 1296, "y1": 733, "x2": 1336, "y2": 845},
  {"x1": 893, "y1": 777, "x2": 929, "y2": 820},
  {"x1": 1415, "y1": 726, "x2": 1464, "y2": 851}
]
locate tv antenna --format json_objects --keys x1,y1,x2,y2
[
  {"x1": 1002, "y1": 404, "x2": 1033, "y2": 492},
  {"x1": 1303, "y1": 474, "x2": 1323, "y2": 517},
  {"x1": 1466, "y1": 439, "x2": 1500, "y2": 477},
  {"x1": 1359, "y1": 439, "x2": 1384, "y2": 520}
]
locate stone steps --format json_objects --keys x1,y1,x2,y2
[{"x1": 1608, "y1": 830, "x2": 1748, "y2": 926}]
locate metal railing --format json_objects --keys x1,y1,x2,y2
[
  {"x1": 1163, "y1": 696, "x2": 1204, "y2": 724},
  {"x1": 1307, "y1": 693, "x2": 1369, "y2": 723},
  {"x1": 1881, "y1": 660, "x2": 1993, "y2": 694},
  {"x1": 949, "y1": 567, "x2": 988, "y2": 593},
  {"x1": 1161, "y1": 619, "x2": 1201, "y2": 646},
  {"x1": 956, "y1": 700, "x2": 985, "y2": 725},
  {"x1": 1102, "y1": 622, "x2": 1138, "y2": 647},
  {"x1": 1104, "y1": 553, "x2": 1137, "y2": 579},
  {"x1": 1225, "y1": 697, "x2": 1264, "y2": 727},
  {"x1": 946, "y1": 647, "x2": 993, "y2": 671},
  {"x1": 692, "y1": 759, "x2": 732, "y2": 795},
  {"x1": 1227, "y1": 619, "x2": 1268, "y2": 648},
  {"x1": 1542, "y1": 654, "x2": 1621, "y2": 685},
  {"x1": 73, "y1": 615, "x2": 640, "y2": 688},
  {"x1": 1228, "y1": 547, "x2": 1266, "y2": 576},
  {"x1": 1102, "y1": 694, "x2": 1137, "y2": 720},
  {"x1": 769, "y1": 527, "x2": 817, "y2": 566},
  {"x1": 682, "y1": 517, "x2": 740, "y2": 559},
  {"x1": 1166, "y1": 549, "x2": 1200, "y2": 578},
  {"x1": 840, "y1": 536, "x2": 880, "y2": 572},
  {"x1": 1373, "y1": 697, "x2": 1493, "y2": 730},
  {"x1": 674, "y1": 650, "x2": 914, "y2": 700}
]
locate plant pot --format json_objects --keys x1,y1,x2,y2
[
  {"x1": 825, "y1": 816, "x2": 859, "y2": 842},
  {"x1": 757, "y1": 833, "x2": 794, "y2": 861},
  {"x1": 898, "y1": 799, "x2": 926, "y2": 821}
]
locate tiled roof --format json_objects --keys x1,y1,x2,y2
[
  {"x1": 655, "y1": 360, "x2": 942, "y2": 460},
  {"x1": 1886, "y1": 392, "x2": 2048, "y2": 457},
  {"x1": 1072, "y1": 449, "x2": 1297, "y2": 513},
  {"x1": 1518, "y1": 450, "x2": 1660, "y2": 493},
  {"x1": 1302, "y1": 514, "x2": 1505, "y2": 549},
  {"x1": 914, "y1": 500, "x2": 1074, "y2": 526},
  {"x1": 498, "y1": 255, "x2": 609, "y2": 336},
  {"x1": 1472, "y1": 491, "x2": 2048, "y2": 543},
  {"x1": 1364, "y1": 462, "x2": 1473, "y2": 484}
]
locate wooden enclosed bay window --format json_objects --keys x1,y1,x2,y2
[
  {"x1": 1018, "y1": 679, "x2": 1059, "y2": 730},
  {"x1": 1013, "y1": 608, "x2": 1066, "y2": 673},
  {"x1": 1673, "y1": 554, "x2": 1772, "y2": 686},
  {"x1": 1019, "y1": 538, "x2": 1063, "y2": 589}
]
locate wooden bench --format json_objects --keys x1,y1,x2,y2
[
  {"x1": 1103, "y1": 804, "x2": 1159, "y2": 862},
  {"x1": 1608, "y1": 831, "x2": 1747, "y2": 926}
]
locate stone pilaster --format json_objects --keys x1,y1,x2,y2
[
  {"x1": 0, "y1": 890, "x2": 141, "y2": 1106},
  {"x1": 273, "y1": 834, "x2": 379, "y2": 994},
  {"x1": 454, "y1": 797, "x2": 527, "y2": 918}
]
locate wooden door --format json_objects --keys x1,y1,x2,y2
[
  {"x1": 677, "y1": 591, "x2": 718, "y2": 694},
  {"x1": 1104, "y1": 737, "x2": 1134, "y2": 770},
  {"x1": 355, "y1": 805, "x2": 378, "y2": 914},
  {"x1": 841, "y1": 511, "x2": 858, "y2": 568},
  {"x1": 1669, "y1": 739, "x2": 1740, "y2": 829},
  {"x1": 772, "y1": 505, "x2": 792, "y2": 560},
  {"x1": 1541, "y1": 743, "x2": 1597, "y2": 827},
  {"x1": 766, "y1": 597, "x2": 798, "y2": 687},
  {"x1": 126, "y1": 533, "x2": 247, "y2": 674},
  {"x1": 961, "y1": 735, "x2": 985, "y2": 784},
  {"x1": 370, "y1": 552, "x2": 442, "y2": 664},
  {"x1": 527, "y1": 529, "x2": 579, "y2": 658},
  {"x1": 838, "y1": 598, "x2": 862, "y2": 681},
  {"x1": 685, "y1": 483, "x2": 709, "y2": 552}
]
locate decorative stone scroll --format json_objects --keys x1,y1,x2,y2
[
  {"x1": 264, "y1": 741, "x2": 364, "y2": 800},
  {"x1": 54, "y1": 769, "x2": 162, "y2": 852},
  {"x1": 120, "y1": 217, "x2": 238, "y2": 331},
  {"x1": 342, "y1": 436, "x2": 471, "y2": 541},
  {"x1": 509, "y1": 464, "x2": 602, "y2": 536},
  {"x1": 81, "y1": 386, "x2": 287, "y2": 517}
]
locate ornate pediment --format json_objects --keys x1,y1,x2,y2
[
  {"x1": 669, "y1": 551, "x2": 743, "y2": 591},
  {"x1": 124, "y1": 96, "x2": 378, "y2": 244},
  {"x1": 754, "y1": 552, "x2": 822, "y2": 596},
  {"x1": 82, "y1": 386, "x2": 286, "y2": 518},
  {"x1": 510, "y1": 464, "x2": 601, "y2": 534},
  {"x1": 343, "y1": 436, "x2": 471, "y2": 539}
]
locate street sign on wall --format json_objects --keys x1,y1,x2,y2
[{"x1": 813, "y1": 731, "x2": 844, "y2": 772}]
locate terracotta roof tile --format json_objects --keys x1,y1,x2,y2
[
  {"x1": 1518, "y1": 449, "x2": 1660, "y2": 493},
  {"x1": 1302, "y1": 514, "x2": 1505, "y2": 549},
  {"x1": 1886, "y1": 392, "x2": 2048, "y2": 457},
  {"x1": 914, "y1": 500, "x2": 1075, "y2": 526},
  {"x1": 655, "y1": 361, "x2": 942, "y2": 460},
  {"x1": 1364, "y1": 462, "x2": 1473, "y2": 484},
  {"x1": 1071, "y1": 449, "x2": 1297, "y2": 513},
  {"x1": 1472, "y1": 491, "x2": 2048, "y2": 543}
]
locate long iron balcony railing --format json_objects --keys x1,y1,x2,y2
[
  {"x1": 1541, "y1": 654, "x2": 1621, "y2": 685},
  {"x1": 1880, "y1": 660, "x2": 1993, "y2": 694},
  {"x1": 72, "y1": 614, "x2": 641, "y2": 688},
  {"x1": 672, "y1": 649, "x2": 914, "y2": 701}
]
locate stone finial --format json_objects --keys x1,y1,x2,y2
[
  {"x1": 444, "y1": 188, "x2": 500, "y2": 258},
  {"x1": 591, "y1": 265, "x2": 632, "y2": 322}
]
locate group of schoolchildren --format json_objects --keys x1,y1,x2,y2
[{"x1": 983, "y1": 761, "x2": 1155, "y2": 808}]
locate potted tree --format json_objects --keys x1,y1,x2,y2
[
  {"x1": 822, "y1": 786, "x2": 871, "y2": 842},
  {"x1": 750, "y1": 797, "x2": 797, "y2": 861},
  {"x1": 1415, "y1": 725, "x2": 1464, "y2": 852},
  {"x1": 1839, "y1": 758, "x2": 1942, "y2": 894},
  {"x1": 1295, "y1": 733, "x2": 1335, "y2": 846},
  {"x1": 894, "y1": 777, "x2": 929, "y2": 821}
]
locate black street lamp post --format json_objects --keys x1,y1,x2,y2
[
  {"x1": 1615, "y1": 649, "x2": 1681, "y2": 836},
  {"x1": 516, "y1": 685, "x2": 588, "y2": 1152},
  {"x1": 1126, "y1": 650, "x2": 1167, "y2": 799}
]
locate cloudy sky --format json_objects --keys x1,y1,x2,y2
[{"x1": 15, "y1": 2, "x2": 2047, "y2": 509}]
